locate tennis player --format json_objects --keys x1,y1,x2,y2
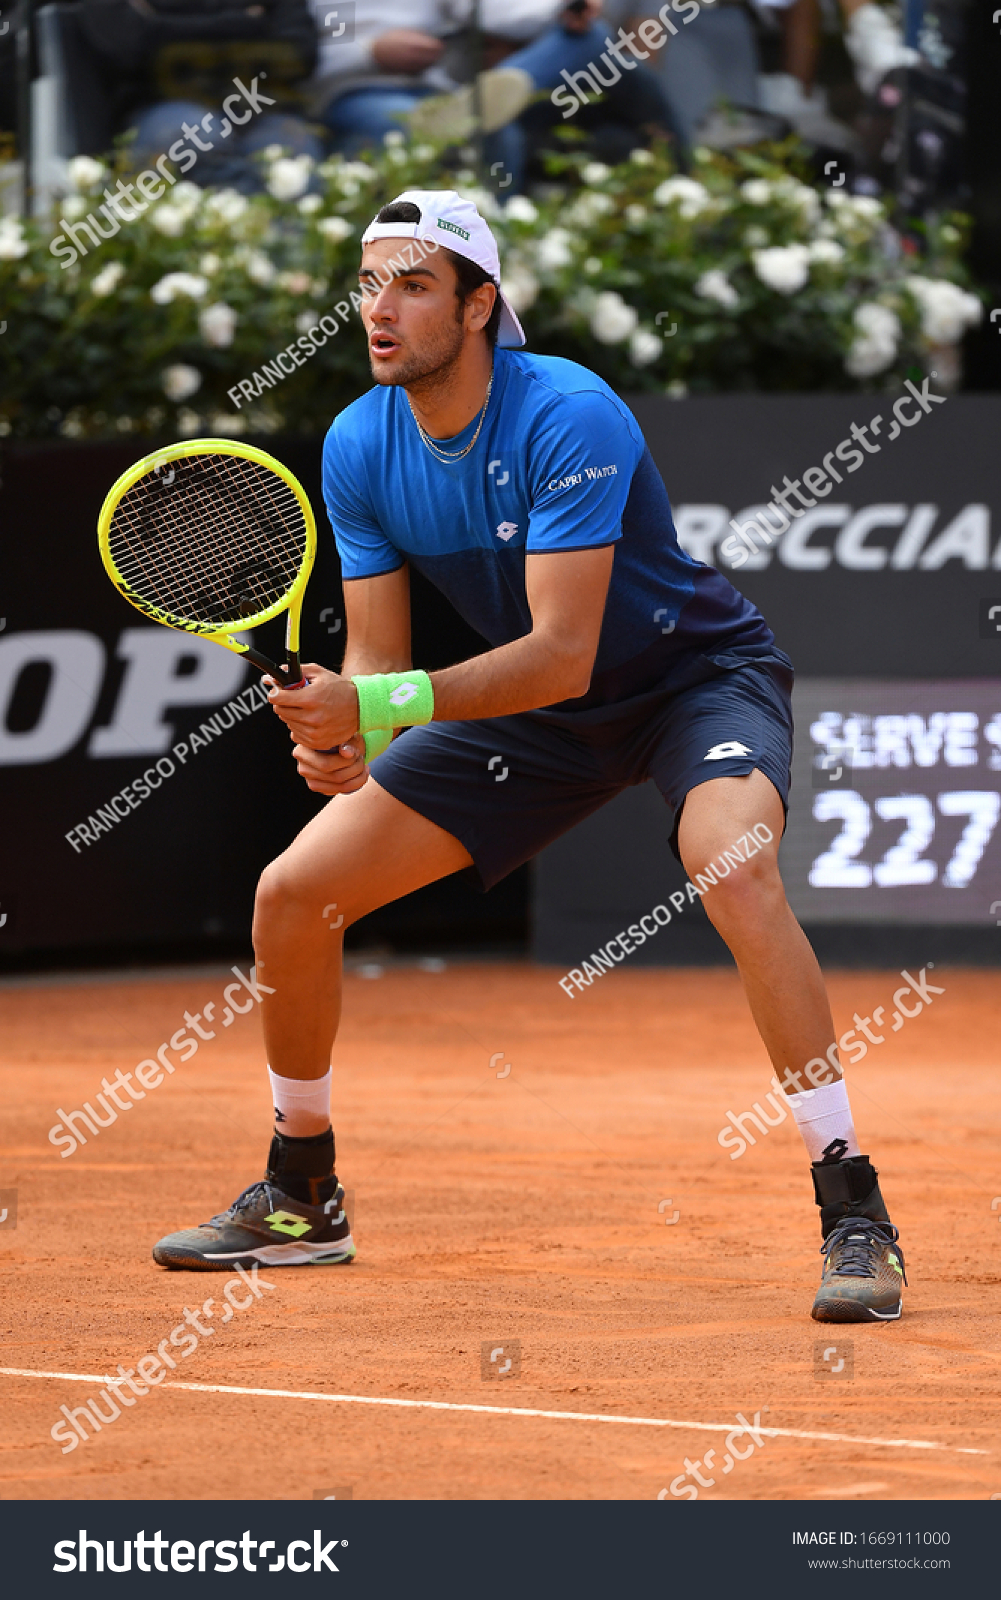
[{"x1": 154, "y1": 189, "x2": 906, "y2": 1321}]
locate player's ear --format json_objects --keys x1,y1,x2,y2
[{"x1": 466, "y1": 280, "x2": 496, "y2": 335}]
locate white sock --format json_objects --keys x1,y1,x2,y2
[
  {"x1": 784, "y1": 1077, "x2": 860, "y2": 1165},
  {"x1": 267, "y1": 1066, "x2": 332, "y2": 1138}
]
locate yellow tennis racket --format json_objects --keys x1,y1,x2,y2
[{"x1": 98, "y1": 438, "x2": 316, "y2": 689}]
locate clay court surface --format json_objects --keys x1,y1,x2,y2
[{"x1": 1, "y1": 960, "x2": 998, "y2": 1502}]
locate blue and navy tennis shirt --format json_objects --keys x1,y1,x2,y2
[{"x1": 322, "y1": 349, "x2": 774, "y2": 711}]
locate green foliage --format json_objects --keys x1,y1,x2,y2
[{"x1": 0, "y1": 135, "x2": 981, "y2": 440}]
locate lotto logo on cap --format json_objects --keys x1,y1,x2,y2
[{"x1": 361, "y1": 188, "x2": 526, "y2": 350}]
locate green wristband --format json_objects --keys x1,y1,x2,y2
[
  {"x1": 363, "y1": 727, "x2": 393, "y2": 763},
  {"x1": 352, "y1": 670, "x2": 434, "y2": 734}
]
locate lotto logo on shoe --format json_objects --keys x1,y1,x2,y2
[
  {"x1": 496, "y1": 522, "x2": 518, "y2": 542},
  {"x1": 266, "y1": 1210, "x2": 313, "y2": 1237},
  {"x1": 388, "y1": 682, "x2": 419, "y2": 708},
  {"x1": 704, "y1": 741, "x2": 752, "y2": 761}
]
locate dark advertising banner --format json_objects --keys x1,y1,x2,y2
[
  {"x1": 786, "y1": 678, "x2": 1001, "y2": 925},
  {"x1": 2, "y1": 395, "x2": 999, "y2": 960}
]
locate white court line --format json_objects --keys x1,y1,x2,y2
[{"x1": 0, "y1": 1367, "x2": 987, "y2": 1455}]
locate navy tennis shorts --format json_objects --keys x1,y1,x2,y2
[{"x1": 370, "y1": 645, "x2": 795, "y2": 891}]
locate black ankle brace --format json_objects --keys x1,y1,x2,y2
[
  {"x1": 811, "y1": 1153, "x2": 890, "y2": 1239},
  {"x1": 267, "y1": 1128, "x2": 336, "y2": 1206}
]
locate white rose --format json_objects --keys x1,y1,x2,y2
[
  {"x1": 740, "y1": 179, "x2": 772, "y2": 205},
  {"x1": 567, "y1": 191, "x2": 615, "y2": 226},
  {"x1": 60, "y1": 196, "x2": 88, "y2": 221},
  {"x1": 171, "y1": 182, "x2": 204, "y2": 216},
  {"x1": 844, "y1": 303, "x2": 899, "y2": 377},
  {"x1": 91, "y1": 261, "x2": 125, "y2": 297},
  {"x1": 751, "y1": 244, "x2": 810, "y2": 295},
  {"x1": 629, "y1": 328, "x2": 662, "y2": 366},
  {"x1": 694, "y1": 268, "x2": 739, "y2": 308},
  {"x1": 0, "y1": 217, "x2": 29, "y2": 260},
  {"x1": 296, "y1": 312, "x2": 321, "y2": 335},
  {"x1": 630, "y1": 148, "x2": 655, "y2": 165},
  {"x1": 245, "y1": 250, "x2": 277, "y2": 286},
  {"x1": 807, "y1": 239, "x2": 846, "y2": 264},
  {"x1": 67, "y1": 155, "x2": 106, "y2": 190},
  {"x1": 209, "y1": 413, "x2": 247, "y2": 436},
  {"x1": 625, "y1": 204, "x2": 647, "y2": 225},
  {"x1": 204, "y1": 189, "x2": 249, "y2": 225},
  {"x1": 150, "y1": 272, "x2": 210, "y2": 304},
  {"x1": 151, "y1": 204, "x2": 188, "y2": 238},
  {"x1": 298, "y1": 194, "x2": 322, "y2": 214},
  {"x1": 199, "y1": 252, "x2": 222, "y2": 275},
  {"x1": 267, "y1": 155, "x2": 313, "y2": 202},
  {"x1": 199, "y1": 302, "x2": 238, "y2": 347},
  {"x1": 317, "y1": 216, "x2": 354, "y2": 243},
  {"x1": 590, "y1": 290, "x2": 638, "y2": 344},
  {"x1": 854, "y1": 302, "x2": 900, "y2": 344},
  {"x1": 383, "y1": 130, "x2": 404, "y2": 147},
  {"x1": 500, "y1": 264, "x2": 540, "y2": 313},
  {"x1": 653, "y1": 177, "x2": 711, "y2": 218},
  {"x1": 278, "y1": 271, "x2": 312, "y2": 294},
  {"x1": 743, "y1": 225, "x2": 769, "y2": 248},
  {"x1": 582, "y1": 161, "x2": 612, "y2": 186},
  {"x1": 503, "y1": 195, "x2": 538, "y2": 224},
  {"x1": 535, "y1": 228, "x2": 574, "y2": 271},
  {"x1": 845, "y1": 336, "x2": 897, "y2": 378},
  {"x1": 177, "y1": 407, "x2": 202, "y2": 436},
  {"x1": 905, "y1": 276, "x2": 982, "y2": 344},
  {"x1": 161, "y1": 365, "x2": 202, "y2": 402}
]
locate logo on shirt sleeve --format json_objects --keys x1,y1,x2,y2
[
  {"x1": 496, "y1": 522, "x2": 518, "y2": 542},
  {"x1": 704, "y1": 741, "x2": 752, "y2": 761}
]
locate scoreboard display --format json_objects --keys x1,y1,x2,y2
[{"x1": 781, "y1": 680, "x2": 1001, "y2": 925}]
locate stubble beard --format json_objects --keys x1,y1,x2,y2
[{"x1": 367, "y1": 314, "x2": 466, "y2": 401}]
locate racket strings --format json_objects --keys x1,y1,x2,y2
[{"x1": 108, "y1": 452, "x2": 308, "y2": 627}]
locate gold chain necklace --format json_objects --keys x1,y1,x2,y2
[{"x1": 407, "y1": 369, "x2": 494, "y2": 463}]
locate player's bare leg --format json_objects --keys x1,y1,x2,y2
[
  {"x1": 678, "y1": 769, "x2": 906, "y2": 1321},
  {"x1": 252, "y1": 778, "x2": 473, "y2": 1080},
  {"x1": 677, "y1": 770, "x2": 839, "y2": 1084},
  {"x1": 151, "y1": 779, "x2": 471, "y2": 1272}
]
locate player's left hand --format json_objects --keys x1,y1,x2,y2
[
  {"x1": 266, "y1": 663, "x2": 360, "y2": 750},
  {"x1": 292, "y1": 736, "x2": 368, "y2": 795}
]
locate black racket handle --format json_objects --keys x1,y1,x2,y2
[{"x1": 248, "y1": 647, "x2": 341, "y2": 756}]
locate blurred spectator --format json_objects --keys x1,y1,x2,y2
[
  {"x1": 78, "y1": 0, "x2": 323, "y2": 189},
  {"x1": 616, "y1": 0, "x2": 854, "y2": 153},
  {"x1": 310, "y1": 1, "x2": 675, "y2": 187}
]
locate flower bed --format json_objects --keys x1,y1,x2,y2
[{"x1": 0, "y1": 136, "x2": 981, "y2": 440}]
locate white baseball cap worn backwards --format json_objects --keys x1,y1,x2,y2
[{"x1": 361, "y1": 189, "x2": 526, "y2": 349}]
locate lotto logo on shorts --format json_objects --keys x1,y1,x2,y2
[
  {"x1": 389, "y1": 682, "x2": 419, "y2": 707},
  {"x1": 704, "y1": 741, "x2": 752, "y2": 761}
]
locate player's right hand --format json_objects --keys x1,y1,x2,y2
[{"x1": 292, "y1": 736, "x2": 368, "y2": 796}]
